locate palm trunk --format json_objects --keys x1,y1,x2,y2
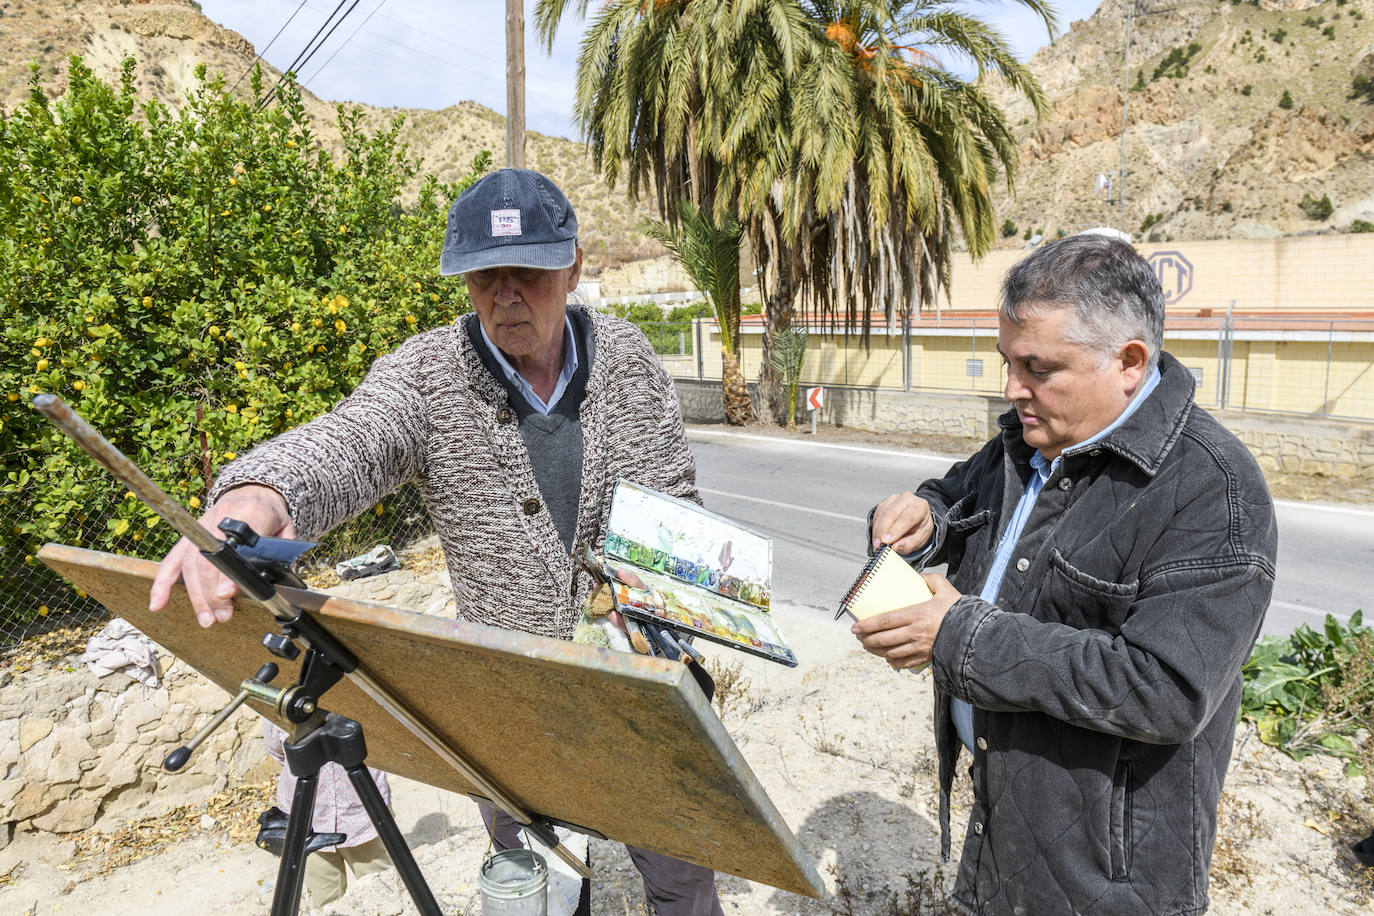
[
  {"x1": 759, "y1": 269, "x2": 795, "y2": 424},
  {"x1": 721, "y1": 347, "x2": 754, "y2": 425}
]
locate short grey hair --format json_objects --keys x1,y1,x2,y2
[{"x1": 999, "y1": 234, "x2": 1164, "y2": 369}]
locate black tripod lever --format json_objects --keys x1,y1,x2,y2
[{"x1": 164, "y1": 663, "x2": 280, "y2": 772}]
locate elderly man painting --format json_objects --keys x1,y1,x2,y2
[
  {"x1": 855, "y1": 234, "x2": 1277, "y2": 914},
  {"x1": 150, "y1": 168, "x2": 723, "y2": 915}
]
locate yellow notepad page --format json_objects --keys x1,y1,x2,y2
[{"x1": 839, "y1": 545, "x2": 934, "y2": 621}]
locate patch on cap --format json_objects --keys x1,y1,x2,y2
[{"x1": 490, "y1": 209, "x2": 522, "y2": 237}]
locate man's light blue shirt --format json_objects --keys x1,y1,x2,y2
[
  {"x1": 951, "y1": 365, "x2": 1163, "y2": 752},
  {"x1": 478, "y1": 314, "x2": 580, "y2": 415}
]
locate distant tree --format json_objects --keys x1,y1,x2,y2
[
  {"x1": 1279, "y1": 89, "x2": 1294, "y2": 109},
  {"x1": 1350, "y1": 219, "x2": 1374, "y2": 233},
  {"x1": 1001, "y1": 219, "x2": 1019, "y2": 238},
  {"x1": 642, "y1": 200, "x2": 755, "y2": 425},
  {"x1": 534, "y1": 0, "x2": 1054, "y2": 420}
]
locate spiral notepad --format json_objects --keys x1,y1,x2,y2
[{"x1": 836, "y1": 545, "x2": 934, "y2": 622}]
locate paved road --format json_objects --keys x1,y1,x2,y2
[{"x1": 687, "y1": 427, "x2": 1372, "y2": 639}]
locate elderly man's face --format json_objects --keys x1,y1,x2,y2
[
  {"x1": 466, "y1": 250, "x2": 582, "y2": 370},
  {"x1": 998, "y1": 304, "x2": 1149, "y2": 460}
]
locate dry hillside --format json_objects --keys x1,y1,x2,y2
[
  {"x1": 4, "y1": 0, "x2": 1374, "y2": 272},
  {"x1": 990, "y1": 0, "x2": 1374, "y2": 245},
  {"x1": 0, "y1": 0, "x2": 664, "y2": 273}
]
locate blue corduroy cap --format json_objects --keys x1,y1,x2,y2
[{"x1": 439, "y1": 168, "x2": 579, "y2": 276}]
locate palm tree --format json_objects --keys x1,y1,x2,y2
[
  {"x1": 642, "y1": 199, "x2": 755, "y2": 424},
  {"x1": 535, "y1": 0, "x2": 1054, "y2": 419}
]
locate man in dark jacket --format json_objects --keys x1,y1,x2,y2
[{"x1": 854, "y1": 234, "x2": 1277, "y2": 915}]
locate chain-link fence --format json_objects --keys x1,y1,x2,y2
[
  {"x1": 670, "y1": 314, "x2": 1374, "y2": 423},
  {"x1": 0, "y1": 458, "x2": 436, "y2": 652}
]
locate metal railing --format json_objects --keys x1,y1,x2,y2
[{"x1": 669, "y1": 315, "x2": 1374, "y2": 423}]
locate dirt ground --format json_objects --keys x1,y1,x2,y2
[{"x1": 1, "y1": 424, "x2": 1371, "y2": 914}]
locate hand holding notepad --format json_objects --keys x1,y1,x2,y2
[{"x1": 837, "y1": 545, "x2": 935, "y2": 673}]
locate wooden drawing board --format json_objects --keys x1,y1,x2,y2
[{"x1": 39, "y1": 544, "x2": 823, "y2": 897}]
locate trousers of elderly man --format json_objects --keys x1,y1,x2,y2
[{"x1": 479, "y1": 803, "x2": 725, "y2": 916}]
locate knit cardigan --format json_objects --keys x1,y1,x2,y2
[{"x1": 211, "y1": 305, "x2": 700, "y2": 640}]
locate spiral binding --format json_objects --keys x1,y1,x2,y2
[{"x1": 835, "y1": 545, "x2": 893, "y2": 620}]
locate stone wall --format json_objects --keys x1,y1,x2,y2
[
  {"x1": 673, "y1": 379, "x2": 1374, "y2": 477},
  {"x1": 0, "y1": 647, "x2": 269, "y2": 850}
]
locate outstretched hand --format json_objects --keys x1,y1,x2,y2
[{"x1": 148, "y1": 484, "x2": 294, "y2": 628}]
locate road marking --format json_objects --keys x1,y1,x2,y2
[
  {"x1": 1273, "y1": 499, "x2": 1374, "y2": 518},
  {"x1": 688, "y1": 427, "x2": 959, "y2": 463},
  {"x1": 698, "y1": 487, "x2": 867, "y2": 524},
  {"x1": 1269, "y1": 599, "x2": 1347, "y2": 618},
  {"x1": 691, "y1": 428, "x2": 1374, "y2": 517}
]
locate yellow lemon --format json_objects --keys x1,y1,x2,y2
[
  {"x1": 312, "y1": 317, "x2": 323, "y2": 328},
  {"x1": 6, "y1": 393, "x2": 16, "y2": 402},
  {"x1": 234, "y1": 361, "x2": 246, "y2": 371},
  {"x1": 189, "y1": 496, "x2": 201, "y2": 509},
  {"x1": 224, "y1": 451, "x2": 237, "y2": 460},
  {"x1": 430, "y1": 293, "x2": 439, "y2": 302},
  {"x1": 290, "y1": 322, "x2": 301, "y2": 333},
  {"x1": 36, "y1": 358, "x2": 49, "y2": 371},
  {"x1": 263, "y1": 204, "x2": 272, "y2": 212},
  {"x1": 72, "y1": 380, "x2": 85, "y2": 391},
  {"x1": 229, "y1": 177, "x2": 238, "y2": 186},
  {"x1": 286, "y1": 139, "x2": 297, "y2": 148},
  {"x1": 30, "y1": 347, "x2": 41, "y2": 357},
  {"x1": 225, "y1": 404, "x2": 238, "y2": 413},
  {"x1": 35, "y1": 337, "x2": 50, "y2": 347},
  {"x1": 405, "y1": 315, "x2": 417, "y2": 325},
  {"x1": 71, "y1": 195, "x2": 82, "y2": 205},
  {"x1": 209, "y1": 325, "x2": 221, "y2": 337},
  {"x1": 334, "y1": 319, "x2": 346, "y2": 332}
]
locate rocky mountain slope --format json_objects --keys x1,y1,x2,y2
[
  {"x1": 990, "y1": 0, "x2": 1374, "y2": 245},
  {"x1": 3, "y1": 0, "x2": 1372, "y2": 266},
  {"x1": 0, "y1": 0, "x2": 663, "y2": 272}
]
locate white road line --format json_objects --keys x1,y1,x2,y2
[
  {"x1": 690, "y1": 428, "x2": 1374, "y2": 518},
  {"x1": 688, "y1": 427, "x2": 958, "y2": 463},
  {"x1": 1273, "y1": 499, "x2": 1374, "y2": 518},
  {"x1": 698, "y1": 487, "x2": 868, "y2": 524},
  {"x1": 1269, "y1": 599, "x2": 1348, "y2": 619}
]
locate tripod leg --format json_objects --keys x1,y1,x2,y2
[
  {"x1": 344, "y1": 763, "x2": 441, "y2": 916},
  {"x1": 272, "y1": 773, "x2": 319, "y2": 916}
]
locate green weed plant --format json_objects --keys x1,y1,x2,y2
[{"x1": 1242, "y1": 610, "x2": 1373, "y2": 780}]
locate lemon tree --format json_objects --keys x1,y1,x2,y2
[{"x1": 0, "y1": 56, "x2": 488, "y2": 630}]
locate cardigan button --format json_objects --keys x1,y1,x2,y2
[
  {"x1": 497, "y1": 407, "x2": 515, "y2": 424},
  {"x1": 973, "y1": 821, "x2": 985, "y2": 835},
  {"x1": 976, "y1": 737, "x2": 988, "y2": 751},
  {"x1": 1015, "y1": 557, "x2": 1030, "y2": 572},
  {"x1": 1059, "y1": 477, "x2": 1073, "y2": 491},
  {"x1": 522, "y1": 498, "x2": 541, "y2": 516}
]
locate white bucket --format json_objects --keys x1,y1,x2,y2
[{"x1": 480, "y1": 848, "x2": 549, "y2": 916}]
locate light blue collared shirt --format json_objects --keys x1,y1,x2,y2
[
  {"x1": 478, "y1": 314, "x2": 580, "y2": 415},
  {"x1": 951, "y1": 365, "x2": 1163, "y2": 752}
]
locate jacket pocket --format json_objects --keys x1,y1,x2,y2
[
  {"x1": 943, "y1": 493, "x2": 994, "y2": 573},
  {"x1": 1110, "y1": 759, "x2": 1133, "y2": 880},
  {"x1": 1040, "y1": 549, "x2": 1139, "y2": 632}
]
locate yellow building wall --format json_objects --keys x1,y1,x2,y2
[{"x1": 942, "y1": 235, "x2": 1374, "y2": 314}]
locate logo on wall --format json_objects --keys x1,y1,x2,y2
[{"x1": 1147, "y1": 250, "x2": 1194, "y2": 305}]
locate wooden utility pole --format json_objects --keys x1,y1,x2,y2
[{"x1": 505, "y1": 0, "x2": 526, "y2": 168}]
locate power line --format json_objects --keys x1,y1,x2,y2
[
  {"x1": 228, "y1": 0, "x2": 309, "y2": 96},
  {"x1": 303, "y1": 0, "x2": 389, "y2": 87},
  {"x1": 258, "y1": 0, "x2": 363, "y2": 111}
]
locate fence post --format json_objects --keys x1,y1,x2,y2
[
  {"x1": 695, "y1": 319, "x2": 703, "y2": 380},
  {"x1": 1323, "y1": 320, "x2": 1333, "y2": 416},
  {"x1": 1219, "y1": 299, "x2": 1235, "y2": 410}
]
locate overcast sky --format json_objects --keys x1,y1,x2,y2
[{"x1": 198, "y1": 1, "x2": 1107, "y2": 141}]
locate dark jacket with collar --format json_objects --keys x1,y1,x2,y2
[{"x1": 916, "y1": 353, "x2": 1277, "y2": 915}]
